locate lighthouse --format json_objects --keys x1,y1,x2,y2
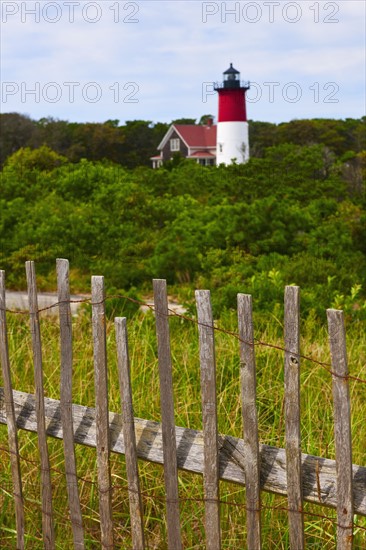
[{"x1": 214, "y1": 63, "x2": 250, "y2": 165}]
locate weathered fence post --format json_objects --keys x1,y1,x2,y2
[
  {"x1": 56, "y1": 259, "x2": 84, "y2": 549},
  {"x1": 327, "y1": 309, "x2": 354, "y2": 550},
  {"x1": 115, "y1": 317, "x2": 145, "y2": 550},
  {"x1": 1, "y1": 266, "x2": 365, "y2": 548},
  {"x1": 284, "y1": 286, "x2": 304, "y2": 549},
  {"x1": 92, "y1": 276, "x2": 114, "y2": 548},
  {"x1": 0, "y1": 271, "x2": 25, "y2": 549},
  {"x1": 153, "y1": 279, "x2": 182, "y2": 550},
  {"x1": 25, "y1": 260, "x2": 55, "y2": 549},
  {"x1": 196, "y1": 290, "x2": 221, "y2": 550},
  {"x1": 237, "y1": 293, "x2": 262, "y2": 550}
]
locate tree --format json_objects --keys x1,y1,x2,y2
[
  {"x1": 0, "y1": 113, "x2": 37, "y2": 166},
  {"x1": 249, "y1": 121, "x2": 278, "y2": 157},
  {"x1": 171, "y1": 118, "x2": 196, "y2": 125},
  {"x1": 1, "y1": 146, "x2": 68, "y2": 202}
]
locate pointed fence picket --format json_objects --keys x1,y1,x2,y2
[
  {"x1": 237, "y1": 293, "x2": 262, "y2": 549},
  {"x1": 115, "y1": 317, "x2": 145, "y2": 550},
  {"x1": 0, "y1": 271, "x2": 25, "y2": 549},
  {"x1": 0, "y1": 259, "x2": 365, "y2": 549},
  {"x1": 91, "y1": 275, "x2": 114, "y2": 549},
  {"x1": 284, "y1": 286, "x2": 305, "y2": 549},
  {"x1": 327, "y1": 309, "x2": 354, "y2": 550},
  {"x1": 25, "y1": 261, "x2": 55, "y2": 549},
  {"x1": 153, "y1": 279, "x2": 182, "y2": 549},
  {"x1": 57, "y1": 259, "x2": 84, "y2": 549},
  {"x1": 196, "y1": 290, "x2": 221, "y2": 550}
]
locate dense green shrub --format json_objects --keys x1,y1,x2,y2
[{"x1": 1, "y1": 140, "x2": 365, "y2": 320}]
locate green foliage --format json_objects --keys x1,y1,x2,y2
[
  {"x1": 1, "y1": 136, "x2": 365, "y2": 320},
  {"x1": 1, "y1": 146, "x2": 67, "y2": 201},
  {"x1": 2, "y1": 119, "x2": 365, "y2": 544},
  {"x1": 331, "y1": 284, "x2": 366, "y2": 322},
  {"x1": 104, "y1": 288, "x2": 141, "y2": 320},
  {"x1": 0, "y1": 113, "x2": 37, "y2": 166},
  {"x1": 80, "y1": 287, "x2": 141, "y2": 320},
  {"x1": 249, "y1": 116, "x2": 366, "y2": 158},
  {"x1": 171, "y1": 117, "x2": 197, "y2": 125},
  {"x1": 1, "y1": 114, "x2": 365, "y2": 168}
]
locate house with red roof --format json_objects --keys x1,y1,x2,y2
[{"x1": 151, "y1": 120, "x2": 217, "y2": 168}]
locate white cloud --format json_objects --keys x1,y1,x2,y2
[{"x1": 1, "y1": 0, "x2": 364, "y2": 123}]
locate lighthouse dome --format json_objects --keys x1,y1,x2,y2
[
  {"x1": 223, "y1": 63, "x2": 240, "y2": 88},
  {"x1": 224, "y1": 63, "x2": 240, "y2": 76}
]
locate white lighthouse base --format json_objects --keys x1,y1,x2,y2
[{"x1": 216, "y1": 121, "x2": 249, "y2": 166}]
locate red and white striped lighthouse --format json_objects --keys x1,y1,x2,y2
[{"x1": 214, "y1": 63, "x2": 250, "y2": 165}]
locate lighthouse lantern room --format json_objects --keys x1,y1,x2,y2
[{"x1": 214, "y1": 63, "x2": 250, "y2": 165}]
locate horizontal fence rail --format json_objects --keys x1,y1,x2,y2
[
  {"x1": 0, "y1": 259, "x2": 365, "y2": 549},
  {"x1": 0, "y1": 388, "x2": 365, "y2": 517}
]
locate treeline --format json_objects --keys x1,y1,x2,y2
[
  {"x1": 1, "y1": 113, "x2": 365, "y2": 168},
  {"x1": 1, "y1": 141, "x2": 365, "y2": 320},
  {"x1": 0, "y1": 114, "x2": 168, "y2": 168}
]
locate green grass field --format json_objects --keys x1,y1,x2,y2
[{"x1": 1, "y1": 304, "x2": 365, "y2": 548}]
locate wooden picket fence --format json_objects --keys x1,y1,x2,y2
[{"x1": 0, "y1": 259, "x2": 365, "y2": 549}]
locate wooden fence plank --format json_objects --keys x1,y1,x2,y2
[
  {"x1": 284, "y1": 286, "x2": 305, "y2": 549},
  {"x1": 25, "y1": 260, "x2": 55, "y2": 549},
  {"x1": 115, "y1": 317, "x2": 145, "y2": 550},
  {"x1": 1, "y1": 388, "x2": 366, "y2": 516},
  {"x1": 91, "y1": 276, "x2": 114, "y2": 549},
  {"x1": 153, "y1": 279, "x2": 182, "y2": 550},
  {"x1": 195, "y1": 290, "x2": 221, "y2": 550},
  {"x1": 327, "y1": 309, "x2": 354, "y2": 549},
  {"x1": 237, "y1": 294, "x2": 262, "y2": 550},
  {"x1": 0, "y1": 271, "x2": 25, "y2": 549},
  {"x1": 56, "y1": 259, "x2": 84, "y2": 549}
]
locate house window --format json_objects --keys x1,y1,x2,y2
[
  {"x1": 170, "y1": 138, "x2": 180, "y2": 151},
  {"x1": 197, "y1": 158, "x2": 214, "y2": 166}
]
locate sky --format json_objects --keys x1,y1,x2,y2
[{"x1": 1, "y1": 0, "x2": 365, "y2": 125}]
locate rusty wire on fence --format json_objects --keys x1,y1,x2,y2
[
  {"x1": 0, "y1": 445, "x2": 365, "y2": 535},
  {"x1": 1, "y1": 293, "x2": 365, "y2": 385}
]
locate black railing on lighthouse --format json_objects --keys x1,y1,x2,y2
[{"x1": 213, "y1": 80, "x2": 250, "y2": 90}]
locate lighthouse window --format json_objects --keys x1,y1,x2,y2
[
  {"x1": 170, "y1": 138, "x2": 180, "y2": 151},
  {"x1": 219, "y1": 143, "x2": 223, "y2": 153}
]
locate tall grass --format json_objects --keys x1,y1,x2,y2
[{"x1": 0, "y1": 306, "x2": 365, "y2": 548}]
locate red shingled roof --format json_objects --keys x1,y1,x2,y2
[{"x1": 174, "y1": 125, "x2": 217, "y2": 147}]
